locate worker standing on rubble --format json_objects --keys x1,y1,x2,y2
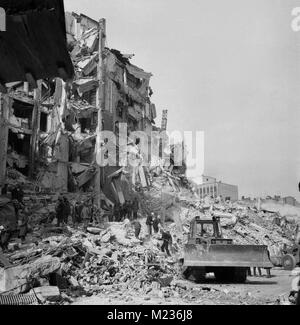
[
  {"x1": 123, "y1": 200, "x2": 130, "y2": 220},
  {"x1": 74, "y1": 201, "x2": 83, "y2": 224},
  {"x1": 132, "y1": 197, "x2": 139, "y2": 220},
  {"x1": 152, "y1": 214, "x2": 161, "y2": 233},
  {"x1": 11, "y1": 184, "x2": 24, "y2": 204},
  {"x1": 1, "y1": 184, "x2": 8, "y2": 196},
  {"x1": 113, "y1": 203, "x2": 120, "y2": 222},
  {"x1": 146, "y1": 213, "x2": 154, "y2": 236},
  {"x1": 131, "y1": 219, "x2": 142, "y2": 239},
  {"x1": 119, "y1": 203, "x2": 125, "y2": 221},
  {"x1": 12, "y1": 199, "x2": 24, "y2": 225},
  {"x1": 70, "y1": 200, "x2": 76, "y2": 226},
  {"x1": 160, "y1": 229, "x2": 173, "y2": 256},
  {"x1": 0, "y1": 224, "x2": 12, "y2": 252},
  {"x1": 63, "y1": 196, "x2": 71, "y2": 225},
  {"x1": 81, "y1": 202, "x2": 90, "y2": 228},
  {"x1": 55, "y1": 196, "x2": 65, "y2": 227},
  {"x1": 128, "y1": 200, "x2": 133, "y2": 220}
]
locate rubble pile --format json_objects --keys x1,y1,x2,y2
[
  {"x1": 178, "y1": 198, "x2": 295, "y2": 260},
  {"x1": 140, "y1": 170, "x2": 297, "y2": 260},
  {"x1": 0, "y1": 219, "x2": 181, "y2": 304},
  {"x1": 1, "y1": 157, "x2": 298, "y2": 305}
]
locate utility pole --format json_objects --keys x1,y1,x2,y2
[
  {"x1": 0, "y1": 92, "x2": 10, "y2": 192},
  {"x1": 94, "y1": 18, "x2": 106, "y2": 209},
  {"x1": 29, "y1": 80, "x2": 42, "y2": 178}
]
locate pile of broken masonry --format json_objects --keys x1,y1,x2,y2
[{"x1": 1, "y1": 170, "x2": 299, "y2": 305}]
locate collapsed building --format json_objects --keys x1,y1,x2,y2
[
  {"x1": 0, "y1": 0, "x2": 74, "y2": 190},
  {"x1": 0, "y1": 11, "x2": 165, "y2": 208},
  {"x1": 2, "y1": 4, "x2": 299, "y2": 306}
]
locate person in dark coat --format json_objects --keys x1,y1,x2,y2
[
  {"x1": 1, "y1": 184, "x2": 8, "y2": 196},
  {"x1": 132, "y1": 198, "x2": 139, "y2": 220},
  {"x1": 146, "y1": 213, "x2": 153, "y2": 236},
  {"x1": 152, "y1": 215, "x2": 161, "y2": 233},
  {"x1": 113, "y1": 203, "x2": 121, "y2": 222},
  {"x1": 74, "y1": 201, "x2": 83, "y2": 224},
  {"x1": 55, "y1": 196, "x2": 65, "y2": 227},
  {"x1": 11, "y1": 184, "x2": 24, "y2": 204},
  {"x1": 0, "y1": 225, "x2": 12, "y2": 251},
  {"x1": 81, "y1": 202, "x2": 90, "y2": 228},
  {"x1": 123, "y1": 200, "x2": 129, "y2": 220},
  {"x1": 120, "y1": 203, "x2": 127, "y2": 221},
  {"x1": 63, "y1": 196, "x2": 71, "y2": 224},
  {"x1": 0, "y1": 198, "x2": 19, "y2": 251},
  {"x1": 160, "y1": 229, "x2": 172, "y2": 256},
  {"x1": 126, "y1": 200, "x2": 133, "y2": 220}
]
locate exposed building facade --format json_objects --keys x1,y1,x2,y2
[{"x1": 0, "y1": 11, "x2": 161, "y2": 207}]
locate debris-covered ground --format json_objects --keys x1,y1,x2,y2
[{"x1": 1, "y1": 168, "x2": 299, "y2": 305}]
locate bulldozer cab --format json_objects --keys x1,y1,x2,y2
[{"x1": 189, "y1": 216, "x2": 232, "y2": 245}]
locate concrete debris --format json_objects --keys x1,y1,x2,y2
[
  {"x1": 0, "y1": 256, "x2": 61, "y2": 294},
  {"x1": 1, "y1": 160, "x2": 299, "y2": 305}
]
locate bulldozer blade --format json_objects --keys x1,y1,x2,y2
[{"x1": 184, "y1": 244, "x2": 273, "y2": 268}]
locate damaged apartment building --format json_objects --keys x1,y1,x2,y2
[{"x1": 0, "y1": 11, "x2": 159, "y2": 207}]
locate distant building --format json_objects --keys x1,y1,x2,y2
[
  {"x1": 283, "y1": 196, "x2": 296, "y2": 206},
  {"x1": 201, "y1": 175, "x2": 217, "y2": 184},
  {"x1": 196, "y1": 175, "x2": 239, "y2": 202}
]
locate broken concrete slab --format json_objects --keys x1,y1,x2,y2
[{"x1": 0, "y1": 256, "x2": 61, "y2": 294}]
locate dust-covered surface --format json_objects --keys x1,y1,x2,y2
[{"x1": 1, "y1": 169, "x2": 299, "y2": 305}]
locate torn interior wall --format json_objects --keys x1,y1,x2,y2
[{"x1": 0, "y1": 10, "x2": 165, "y2": 207}]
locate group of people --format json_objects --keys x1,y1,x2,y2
[
  {"x1": 0, "y1": 183, "x2": 29, "y2": 250},
  {"x1": 146, "y1": 212, "x2": 162, "y2": 235},
  {"x1": 146, "y1": 212, "x2": 173, "y2": 256},
  {"x1": 112, "y1": 198, "x2": 139, "y2": 222},
  {"x1": 55, "y1": 195, "x2": 100, "y2": 228},
  {"x1": 130, "y1": 212, "x2": 173, "y2": 256},
  {"x1": 1, "y1": 186, "x2": 174, "y2": 257}
]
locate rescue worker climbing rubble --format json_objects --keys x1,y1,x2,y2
[
  {"x1": 146, "y1": 213, "x2": 154, "y2": 236},
  {"x1": 160, "y1": 229, "x2": 173, "y2": 256}
]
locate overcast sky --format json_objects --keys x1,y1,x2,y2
[{"x1": 65, "y1": 0, "x2": 300, "y2": 199}]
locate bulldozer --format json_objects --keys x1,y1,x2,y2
[{"x1": 182, "y1": 216, "x2": 272, "y2": 283}]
